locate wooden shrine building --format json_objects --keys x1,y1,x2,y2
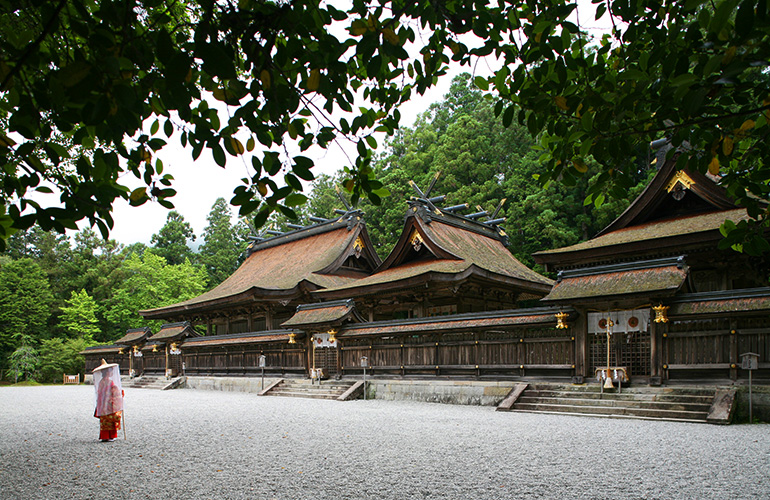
[
  {"x1": 84, "y1": 164, "x2": 768, "y2": 391},
  {"x1": 534, "y1": 155, "x2": 770, "y2": 385}
]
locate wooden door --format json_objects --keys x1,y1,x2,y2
[{"x1": 313, "y1": 347, "x2": 338, "y2": 378}]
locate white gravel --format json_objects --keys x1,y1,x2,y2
[{"x1": 0, "y1": 385, "x2": 768, "y2": 500}]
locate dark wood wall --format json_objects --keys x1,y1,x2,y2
[
  {"x1": 339, "y1": 326, "x2": 574, "y2": 379},
  {"x1": 84, "y1": 313, "x2": 769, "y2": 383}
]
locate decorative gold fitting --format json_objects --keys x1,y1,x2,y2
[
  {"x1": 731, "y1": 364, "x2": 736, "y2": 369},
  {"x1": 665, "y1": 171, "x2": 695, "y2": 193},
  {"x1": 520, "y1": 365, "x2": 524, "y2": 369},
  {"x1": 555, "y1": 311, "x2": 569, "y2": 329},
  {"x1": 663, "y1": 364, "x2": 668, "y2": 369},
  {"x1": 663, "y1": 333, "x2": 668, "y2": 338},
  {"x1": 328, "y1": 329, "x2": 337, "y2": 343},
  {"x1": 288, "y1": 333, "x2": 297, "y2": 344},
  {"x1": 170, "y1": 343, "x2": 178, "y2": 350},
  {"x1": 731, "y1": 330, "x2": 736, "y2": 334},
  {"x1": 118, "y1": 348, "x2": 124, "y2": 354},
  {"x1": 653, "y1": 304, "x2": 670, "y2": 323},
  {"x1": 152, "y1": 345, "x2": 158, "y2": 352},
  {"x1": 410, "y1": 231, "x2": 424, "y2": 251},
  {"x1": 132, "y1": 345, "x2": 139, "y2": 353}
]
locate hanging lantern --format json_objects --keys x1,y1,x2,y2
[
  {"x1": 653, "y1": 304, "x2": 670, "y2": 323},
  {"x1": 288, "y1": 333, "x2": 297, "y2": 344},
  {"x1": 555, "y1": 311, "x2": 569, "y2": 329}
]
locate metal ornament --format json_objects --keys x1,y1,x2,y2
[
  {"x1": 555, "y1": 311, "x2": 569, "y2": 329},
  {"x1": 653, "y1": 304, "x2": 670, "y2": 323}
]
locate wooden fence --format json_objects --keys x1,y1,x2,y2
[{"x1": 340, "y1": 327, "x2": 574, "y2": 379}]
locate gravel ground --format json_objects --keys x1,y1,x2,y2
[{"x1": 0, "y1": 385, "x2": 768, "y2": 500}]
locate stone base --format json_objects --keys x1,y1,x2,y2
[
  {"x1": 184, "y1": 376, "x2": 283, "y2": 393},
  {"x1": 365, "y1": 379, "x2": 516, "y2": 406}
]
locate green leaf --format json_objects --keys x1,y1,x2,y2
[
  {"x1": 474, "y1": 76, "x2": 489, "y2": 91},
  {"x1": 284, "y1": 193, "x2": 308, "y2": 207}
]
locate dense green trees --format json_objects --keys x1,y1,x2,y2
[
  {"x1": 0, "y1": 197, "x2": 247, "y2": 382},
  {"x1": 199, "y1": 198, "x2": 250, "y2": 287}
]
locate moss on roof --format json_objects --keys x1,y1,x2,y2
[
  {"x1": 543, "y1": 265, "x2": 688, "y2": 301},
  {"x1": 535, "y1": 209, "x2": 748, "y2": 257}
]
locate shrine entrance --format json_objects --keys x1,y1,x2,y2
[
  {"x1": 588, "y1": 310, "x2": 651, "y2": 378},
  {"x1": 311, "y1": 332, "x2": 339, "y2": 378}
]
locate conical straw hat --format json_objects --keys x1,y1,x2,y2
[{"x1": 92, "y1": 359, "x2": 119, "y2": 373}]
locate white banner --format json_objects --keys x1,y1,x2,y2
[
  {"x1": 587, "y1": 309, "x2": 650, "y2": 335},
  {"x1": 313, "y1": 333, "x2": 337, "y2": 348}
]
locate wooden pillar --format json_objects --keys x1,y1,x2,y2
[
  {"x1": 573, "y1": 312, "x2": 587, "y2": 381},
  {"x1": 247, "y1": 311, "x2": 254, "y2": 332},
  {"x1": 266, "y1": 308, "x2": 274, "y2": 330},
  {"x1": 650, "y1": 319, "x2": 662, "y2": 385},
  {"x1": 730, "y1": 318, "x2": 738, "y2": 381},
  {"x1": 165, "y1": 344, "x2": 169, "y2": 377},
  {"x1": 206, "y1": 318, "x2": 212, "y2": 336}
]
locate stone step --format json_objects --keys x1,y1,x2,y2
[
  {"x1": 264, "y1": 379, "x2": 357, "y2": 400},
  {"x1": 525, "y1": 390, "x2": 714, "y2": 404},
  {"x1": 517, "y1": 395, "x2": 711, "y2": 412},
  {"x1": 526, "y1": 384, "x2": 716, "y2": 396},
  {"x1": 266, "y1": 391, "x2": 341, "y2": 400},
  {"x1": 512, "y1": 402, "x2": 709, "y2": 422}
]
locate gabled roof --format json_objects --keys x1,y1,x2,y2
[
  {"x1": 314, "y1": 204, "x2": 553, "y2": 299},
  {"x1": 114, "y1": 327, "x2": 152, "y2": 346},
  {"x1": 147, "y1": 321, "x2": 200, "y2": 343},
  {"x1": 534, "y1": 155, "x2": 746, "y2": 269},
  {"x1": 140, "y1": 214, "x2": 380, "y2": 319},
  {"x1": 281, "y1": 299, "x2": 364, "y2": 329},
  {"x1": 542, "y1": 256, "x2": 689, "y2": 303},
  {"x1": 598, "y1": 156, "x2": 737, "y2": 236}
]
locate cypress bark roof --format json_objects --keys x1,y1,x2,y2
[
  {"x1": 281, "y1": 299, "x2": 363, "y2": 329},
  {"x1": 114, "y1": 327, "x2": 152, "y2": 346},
  {"x1": 533, "y1": 155, "x2": 748, "y2": 269},
  {"x1": 315, "y1": 208, "x2": 553, "y2": 299},
  {"x1": 140, "y1": 216, "x2": 379, "y2": 319},
  {"x1": 339, "y1": 307, "x2": 566, "y2": 337},
  {"x1": 668, "y1": 288, "x2": 770, "y2": 317},
  {"x1": 542, "y1": 257, "x2": 689, "y2": 303},
  {"x1": 147, "y1": 322, "x2": 200, "y2": 343},
  {"x1": 182, "y1": 331, "x2": 294, "y2": 347}
]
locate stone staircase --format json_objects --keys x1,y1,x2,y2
[
  {"x1": 262, "y1": 378, "x2": 361, "y2": 400},
  {"x1": 497, "y1": 383, "x2": 736, "y2": 424},
  {"x1": 124, "y1": 376, "x2": 184, "y2": 390}
]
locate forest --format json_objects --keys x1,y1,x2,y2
[{"x1": 0, "y1": 74, "x2": 655, "y2": 384}]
